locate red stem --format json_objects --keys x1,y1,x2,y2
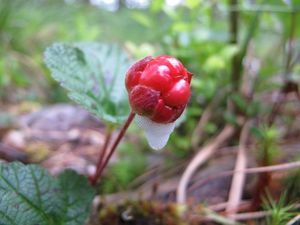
[
  {"x1": 90, "y1": 127, "x2": 113, "y2": 186},
  {"x1": 91, "y1": 111, "x2": 136, "y2": 185}
]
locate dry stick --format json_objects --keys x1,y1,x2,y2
[
  {"x1": 94, "y1": 111, "x2": 136, "y2": 183},
  {"x1": 229, "y1": 210, "x2": 271, "y2": 221},
  {"x1": 189, "y1": 160, "x2": 300, "y2": 191},
  {"x1": 242, "y1": 160, "x2": 300, "y2": 174},
  {"x1": 226, "y1": 121, "x2": 251, "y2": 215},
  {"x1": 90, "y1": 127, "x2": 113, "y2": 186},
  {"x1": 286, "y1": 214, "x2": 300, "y2": 225},
  {"x1": 225, "y1": 40, "x2": 257, "y2": 214},
  {"x1": 176, "y1": 124, "x2": 235, "y2": 204},
  {"x1": 209, "y1": 200, "x2": 251, "y2": 212},
  {"x1": 205, "y1": 204, "x2": 300, "y2": 222},
  {"x1": 225, "y1": 42, "x2": 257, "y2": 213}
]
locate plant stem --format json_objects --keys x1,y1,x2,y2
[
  {"x1": 91, "y1": 111, "x2": 136, "y2": 185},
  {"x1": 90, "y1": 126, "x2": 113, "y2": 186},
  {"x1": 284, "y1": 12, "x2": 296, "y2": 79},
  {"x1": 229, "y1": 0, "x2": 240, "y2": 92}
]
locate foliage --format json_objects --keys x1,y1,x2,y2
[
  {"x1": 44, "y1": 42, "x2": 131, "y2": 124},
  {"x1": 126, "y1": 0, "x2": 300, "y2": 154},
  {"x1": 262, "y1": 192, "x2": 296, "y2": 225},
  {"x1": 0, "y1": 162, "x2": 95, "y2": 225},
  {"x1": 0, "y1": 0, "x2": 154, "y2": 102},
  {"x1": 252, "y1": 125, "x2": 281, "y2": 165}
]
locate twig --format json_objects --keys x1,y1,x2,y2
[
  {"x1": 229, "y1": 210, "x2": 271, "y2": 220},
  {"x1": 225, "y1": 42, "x2": 258, "y2": 213},
  {"x1": 203, "y1": 208, "x2": 241, "y2": 225},
  {"x1": 209, "y1": 200, "x2": 250, "y2": 212},
  {"x1": 204, "y1": 204, "x2": 300, "y2": 222},
  {"x1": 189, "y1": 160, "x2": 300, "y2": 191},
  {"x1": 226, "y1": 121, "x2": 251, "y2": 215},
  {"x1": 286, "y1": 214, "x2": 300, "y2": 225},
  {"x1": 243, "y1": 161, "x2": 300, "y2": 175},
  {"x1": 176, "y1": 124, "x2": 235, "y2": 204}
]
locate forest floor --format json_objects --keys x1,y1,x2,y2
[{"x1": 1, "y1": 103, "x2": 300, "y2": 224}]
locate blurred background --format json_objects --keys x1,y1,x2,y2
[
  {"x1": 1, "y1": 0, "x2": 300, "y2": 224},
  {"x1": 1, "y1": 0, "x2": 298, "y2": 104}
]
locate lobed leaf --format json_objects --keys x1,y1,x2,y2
[
  {"x1": 0, "y1": 162, "x2": 95, "y2": 225},
  {"x1": 56, "y1": 170, "x2": 95, "y2": 225},
  {"x1": 44, "y1": 42, "x2": 132, "y2": 124}
]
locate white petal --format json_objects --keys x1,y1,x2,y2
[{"x1": 135, "y1": 115, "x2": 176, "y2": 150}]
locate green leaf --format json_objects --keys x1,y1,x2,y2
[
  {"x1": 204, "y1": 55, "x2": 225, "y2": 72},
  {"x1": 44, "y1": 42, "x2": 131, "y2": 124},
  {"x1": 0, "y1": 162, "x2": 95, "y2": 225},
  {"x1": 172, "y1": 22, "x2": 193, "y2": 32},
  {"x1": 186, "y1": 0, "x2": 201, "y2": 9},
  {"x1": 150, "y1": 0, "x2": 164, "y2": 12},
  {"x1": 131, "y1": 12, "x2": 153, "y2": 28},
  {"x1": 224, "y1": 111, "x2": 238, "y2": 126},
  {"x1": 56, "y1": 170, "x2": 95, "y2": 225}
]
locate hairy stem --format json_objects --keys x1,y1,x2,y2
[
  {"x1": 90, "y1": 126, "x2": 113, "y2": 186},
  {"x1": 91, "y1": 111, "x2": 136, "y2": 185}
]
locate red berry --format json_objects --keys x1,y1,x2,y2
[
  {"x1": 163, "y1": 80, "x2": 190, "y2": 107},
  {"x1": 150, "y1": 99, "x2": 174, "y2": 123},
  {"x1": 125, "y1": 56, "x2": 153, "y2": 91},
  {"x1": 139, "y1": 64, "x2": 173, "y2": 94},
  {"x1": 125, "y1": 55, "x2": 192, "y2": 123},
  {"x1": 129, "y1": 85, "x2": 160, "y2": 116},
  {"x1": 156, "y1": 55, "x2": 185, "y2": 77}
]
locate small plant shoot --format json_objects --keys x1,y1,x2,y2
[{"x1": 44, "y1": 42, "x2": 192, "y2": 185}]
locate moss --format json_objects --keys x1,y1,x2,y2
[{"x1": 98, "y1": 200, "x2": 188, "y2": 225}]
